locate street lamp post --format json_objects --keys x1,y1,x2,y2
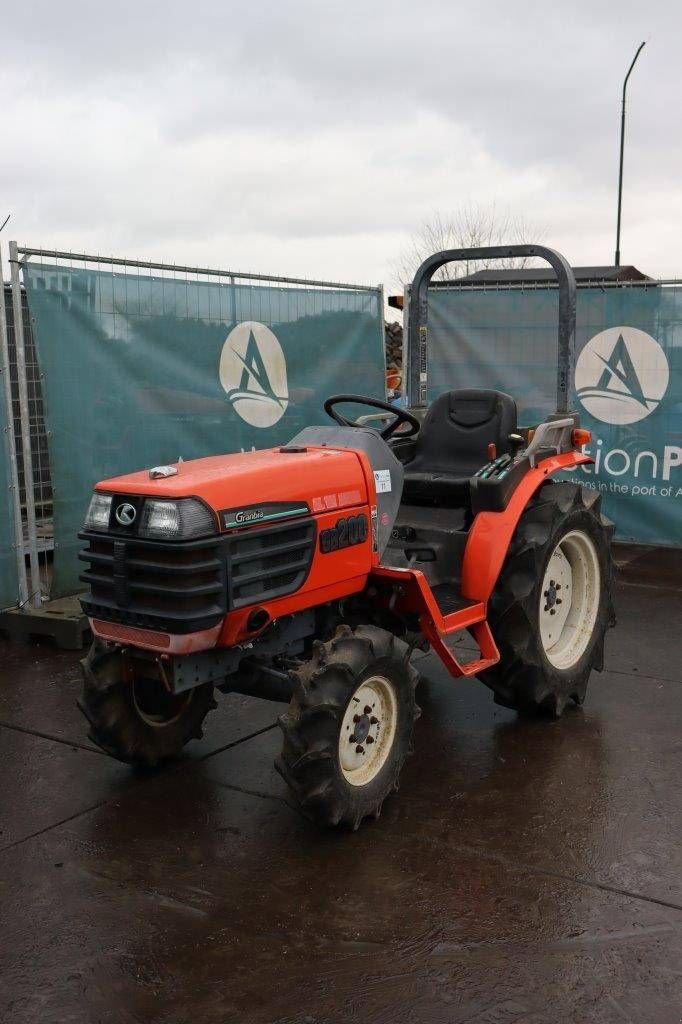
[{"x1": 615, "y1": 41, "x2": 646, "y2": 267}]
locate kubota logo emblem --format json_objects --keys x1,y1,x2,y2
[
  {"x1": 219, "y1": 321, "x2": 288, "y2": 428},
  {"x1": 115, "y1": 502, "x2": 136, "y2": 527},
  {"x1": 575, "y1": 326, "x2": 669, "y2": 425}
]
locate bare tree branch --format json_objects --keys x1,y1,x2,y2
[{"x1": 391, "y1": 203, "x2": 546, "y2": 287}]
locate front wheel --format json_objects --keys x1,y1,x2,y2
[
  {"x1": 276, "y1": 625, "x2": 419, "y2": 829},
  {"x1": 79, "y1": 641, "x2": 217, "y2": 767},
  {"x1": 480, "y1": 482, "x2": 615, "y2": 716}
]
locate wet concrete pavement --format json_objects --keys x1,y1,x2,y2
[{"x1": 1, "y1": 555, "x2": 681, "y2": 1023}]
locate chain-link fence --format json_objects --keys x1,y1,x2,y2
[{"x1": 1, "y1": 244, "x2": 385, "y2": 608}]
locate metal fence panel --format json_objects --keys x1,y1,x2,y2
[
  {"x1": 4, "y1": 277, "x2": 52, "y2": 607},
  {"x1": 22, "y1": 259, "x2": 385, "y2": 597},
  {"x1": 3, "y1": 285, "x2": 52, "y2": 510},
  {"x1": 0, "y1": 392, "x2": 19, "y2": 609},
  {"x1": 0, "y1": 273, "x2": 22, "y2": 608},
  {"x1": 426, "y1": 284, "x2": 682, "y2": 546}
]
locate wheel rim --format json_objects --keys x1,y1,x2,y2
[
  {"x1": 539, "y1": 529, "x2": 601, "y2": 670},
  {"x1": 132, "y1": 677, "x2": 193, "y2": 728},
  {"x1": 339, "y1": 675, "x2": 397, "y2": 787}
]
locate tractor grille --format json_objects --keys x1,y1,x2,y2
[
  {"x1": 226, "y1": 518, "x2": 316, "y2": 608},
  {"x1": 79, "y1": 516, "x2": 315, "y2": 631},
  {"x1": 79, "y1": 532, "x2": 227, "y2": 634}
]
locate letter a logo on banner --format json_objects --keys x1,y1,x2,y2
[
  {"x1": 219, "y1": 321, "x2": 289, "y2": 427},
  {"x1": 575, "y1": 325, "x2": 669, "y2": 425}
]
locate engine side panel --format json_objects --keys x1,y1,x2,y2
[
  {"x1": 217, "y1": 502, "x2": 373, "y2": 646},
  {"x1": 287, "y1": 425, "x2": 404, "y2": 555}
]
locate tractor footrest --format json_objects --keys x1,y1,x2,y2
[
  {"x1": 422, "y1": 617, "x2": 500, "y2": 679},
  {"x1": 451, "y1": 655, "x2": 499, "y2": 677},
  {"x1": 431, "y1": 582, "x2": 472, "y2": 616}
]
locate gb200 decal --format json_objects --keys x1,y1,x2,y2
[{"x1": 319, "y1": 514, "x2": 368, "y2": 553}]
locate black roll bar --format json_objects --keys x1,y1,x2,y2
[{"x1": 406, "y1": 245, "x2": 576, "y2": 415}]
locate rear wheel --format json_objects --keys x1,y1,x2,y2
[
  {"x1": 79, "y1": 640, "x2": 217, "y2": 767},
  {"x1": 276, "y1": 624, "x2": 419, "y2": 828},
  {"x1": 480, "y1": 482, "x2": 615, "y2": 715}
]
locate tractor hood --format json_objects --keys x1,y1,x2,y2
[
  {"x1": 88, "y1": 426, "x2": 404, "y2": 554},
  {"x1": 80, "y1": 428, "x2": 405, "y2": 648},
  {"x1": 94, "y1": 446, "x2": 370, "y2": 524}
]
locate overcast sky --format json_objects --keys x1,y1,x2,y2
[{"x1": 2, "y1": 0, "x2": 680, "y2": 289}]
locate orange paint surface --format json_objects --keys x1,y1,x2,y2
[
  {"x1": 95, "y1": 446, "x2": 368, "y2": 518},
  {"x1": 461, "y1": 452, "x2": 593, "y2": 601},
  {"x1": 219, "y1": 503, "x2": 373, "y2": 645}
]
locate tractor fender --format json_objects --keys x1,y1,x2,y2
[{"x1": 460, "y1": 452, "x2": 593, "y2": 603}]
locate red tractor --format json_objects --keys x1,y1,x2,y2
[{"x1": 79, "y1": 245, "x2": 615, "y2": 829}]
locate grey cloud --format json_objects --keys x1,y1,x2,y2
[{"x1": 2, "y1": 0, "x2": 680, "y2": 283}]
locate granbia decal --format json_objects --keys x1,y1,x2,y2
[{"x1": 222, "y1": 502, "x2": 309, "y2": 530}]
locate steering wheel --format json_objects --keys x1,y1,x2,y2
[{"x1": 324, "y1": 394, "x2": 421, "y2": 440}]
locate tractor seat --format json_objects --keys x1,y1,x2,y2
[{"x1": 402, "y1": 389, "x2": 518, "y2": 507}]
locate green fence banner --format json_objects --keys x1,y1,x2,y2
[
  {"x1": 0, "y1": 371, "x2": 19, "y2": 609},
  {"x1": 24, "y1": 265, "x2": 385, "y2": 597},
  {"x1": 427, "y1": 285, "x2": 682, "y2": 546}
]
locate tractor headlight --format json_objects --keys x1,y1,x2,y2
[
  {"x1": 139, "y1": 498, "x2": 217, "y2": 540},
  {"x1": 84, "y1": 492, "x2": 112, "y2": 531}
]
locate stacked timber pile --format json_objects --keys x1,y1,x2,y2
[{"x1": 385, "y1": 321, "x2": 403, "y2": 372}]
